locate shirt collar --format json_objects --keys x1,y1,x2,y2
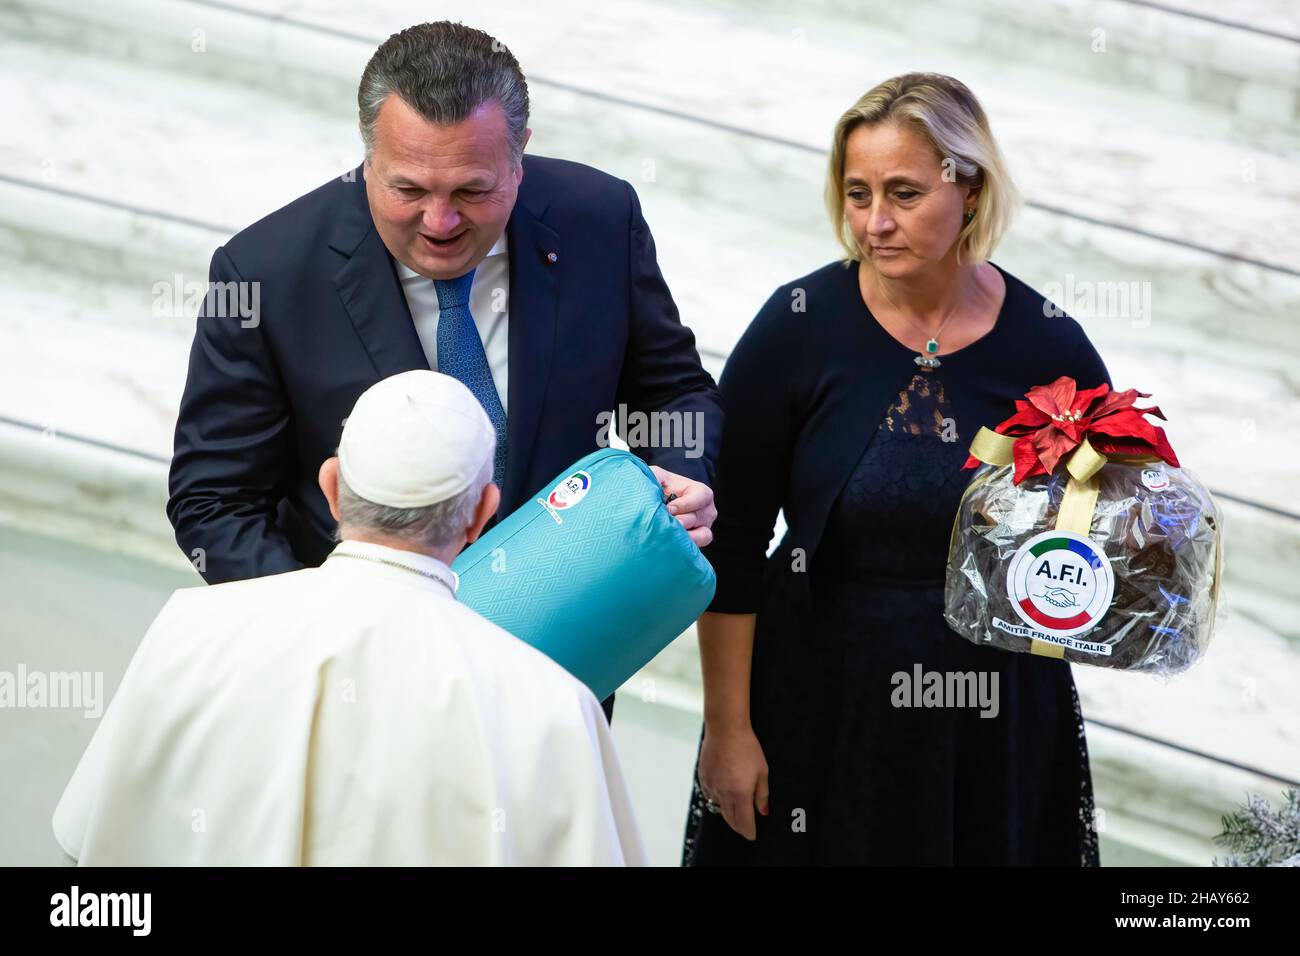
[
  {"x1": 395, "y1": 232, "x2": 507, "y2": 281},
  {"x1": 326, "y1": 539, "x2": 459, "y2": 597}
]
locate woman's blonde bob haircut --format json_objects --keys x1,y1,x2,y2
[{"x1": 826, "y1": 72, "x2": 1020, "y2": 265}]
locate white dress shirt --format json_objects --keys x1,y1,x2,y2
[{"x1": 396, "y1": 234, "x2": 510, "y2": 413}]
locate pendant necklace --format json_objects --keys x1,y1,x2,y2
[
  {"x1": 880, "y1": 285, "x2": 961, "y2": 372},
  {"x1": 909, "y1": 315, "x2": 954, "y2": 371},
  {"x1": 897, "y1": 298, "x2": 960, "y2": 371},
  {"x1": 868, "y1": 273, "x2": 961, "y2": 374}
]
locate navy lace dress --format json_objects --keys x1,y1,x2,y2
[{"x1": 682, "y1": 370, "x2": 1101, "y2": 866}]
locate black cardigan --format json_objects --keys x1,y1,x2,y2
[{"x1": 703, "y1": 259, "x2": 1112, "y2": 614}]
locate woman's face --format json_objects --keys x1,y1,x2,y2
[{"x1": 842, "y1": 121, "x2": 974, "y2": 278}]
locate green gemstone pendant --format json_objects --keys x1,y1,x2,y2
[{"x1": 926, "y1": 338, "x2": 939, "y2": 354}]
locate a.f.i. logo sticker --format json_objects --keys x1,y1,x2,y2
[
  {"x1": 1140, "y1": 467, "x2": 1171, "y2": 492},
  {"x1": 547, "y1": 471, "x2": 591, "y2": 510},
  {"x1": 1005, "y1": 530, "x2": 1114, "y2": 637}
]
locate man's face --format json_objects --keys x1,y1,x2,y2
[{"x1": 364, "y1": 94, "x2": 529, "y2": 280}]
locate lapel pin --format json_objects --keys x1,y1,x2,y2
[{"x1": 546, "y1": 251, "x2": 558, "y2": 264}]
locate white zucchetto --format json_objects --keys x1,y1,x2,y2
[{"x1": 339, "y1": 370, "x2": 496, "y2": 508}]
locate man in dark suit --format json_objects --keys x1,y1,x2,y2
[{"x1": 166, "y1": 22, "x2": 722, "y2": 721}]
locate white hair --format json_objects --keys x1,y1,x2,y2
[{"x1": 335, "y1": 452, "x2": 493, "y2": 550}]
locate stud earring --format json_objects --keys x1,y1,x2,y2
[{"x1": 964, "y1": 209, "x2": 976, "y2": 224}]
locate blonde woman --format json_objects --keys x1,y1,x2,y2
[{"x1": 683, "y1": 73, "x2": 1108, "y2": 865}]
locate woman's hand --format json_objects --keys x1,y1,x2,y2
[{"x1": 698, "y1": 723, "x2": 770, "y2": 841}]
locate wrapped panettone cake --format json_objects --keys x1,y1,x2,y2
[{"x1": 944, "y1": 376, "x2": 1223, "y2": 676}]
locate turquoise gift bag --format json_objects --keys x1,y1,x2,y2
[{"x1": 452, "y1": 448, "x2": 716, "y2": 701}]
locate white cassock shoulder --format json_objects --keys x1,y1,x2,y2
[
  {"x1": 53, "y1": 569, "x2": 651, "y2": 867},
  {"x1": 441, "y1": 601, "x2": 650, "y2": 867},
  {"x1": 51, "y1": 587, "x2": 193, "y2": 864}
]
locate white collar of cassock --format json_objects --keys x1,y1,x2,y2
[{"x1": 325, "y1": 539, "x2": 459, "y2": 597}]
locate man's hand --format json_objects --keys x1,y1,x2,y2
[{"x1": 648, "y1": 465, "x2": 717, "y2": 548}]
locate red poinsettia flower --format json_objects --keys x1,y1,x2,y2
[{"x1": 964, "y1": 375, "x2": 1180, "y2": 483}]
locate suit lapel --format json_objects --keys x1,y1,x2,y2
[
  {"x1": 502, "y1": 178, "x2": 560, "y2": 510},
  {"x1": 329, "y1": 165, "x2": 428, "y2": 380}
]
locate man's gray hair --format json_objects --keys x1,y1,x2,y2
[
  {"x1": 336, "y1": 452, "x2": 494, "y2": 551},
  {"x1": 358, "y1": 21, "x2": 530, "y2": 163}
]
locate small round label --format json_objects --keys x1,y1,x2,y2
[
  {"x1": 1140, "y1": 467, "x2": 1170, "y2": 492},
  {"x1": 1006, "y1": 530, "x2": 1114, "y2": 637},
  {"x1": 547, "y1": 471, "x2": 591, "y2": 510}
]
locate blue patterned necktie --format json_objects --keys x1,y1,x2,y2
[{"x1": 433, "y1": 268, "x2": 507, "y2": 488}]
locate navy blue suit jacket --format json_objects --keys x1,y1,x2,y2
[{"x1": 168, "y1": 156, "x2": 723, "y2": 585}]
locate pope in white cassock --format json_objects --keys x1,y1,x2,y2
[{"x1": 53, "y1": 370, "x2": 648, "y2": 866}]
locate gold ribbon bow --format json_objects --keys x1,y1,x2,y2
[{"x1": 966, "y1": 428, "x2": 1162, "y2": 535}]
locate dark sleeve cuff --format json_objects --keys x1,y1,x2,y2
[{"x1": 701, "y1": 538, "x2": 766, "y2": 614}]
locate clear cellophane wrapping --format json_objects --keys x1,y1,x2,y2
[{"x1": 944, "y1": 461, "x2": 1222, "y2": 676}]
